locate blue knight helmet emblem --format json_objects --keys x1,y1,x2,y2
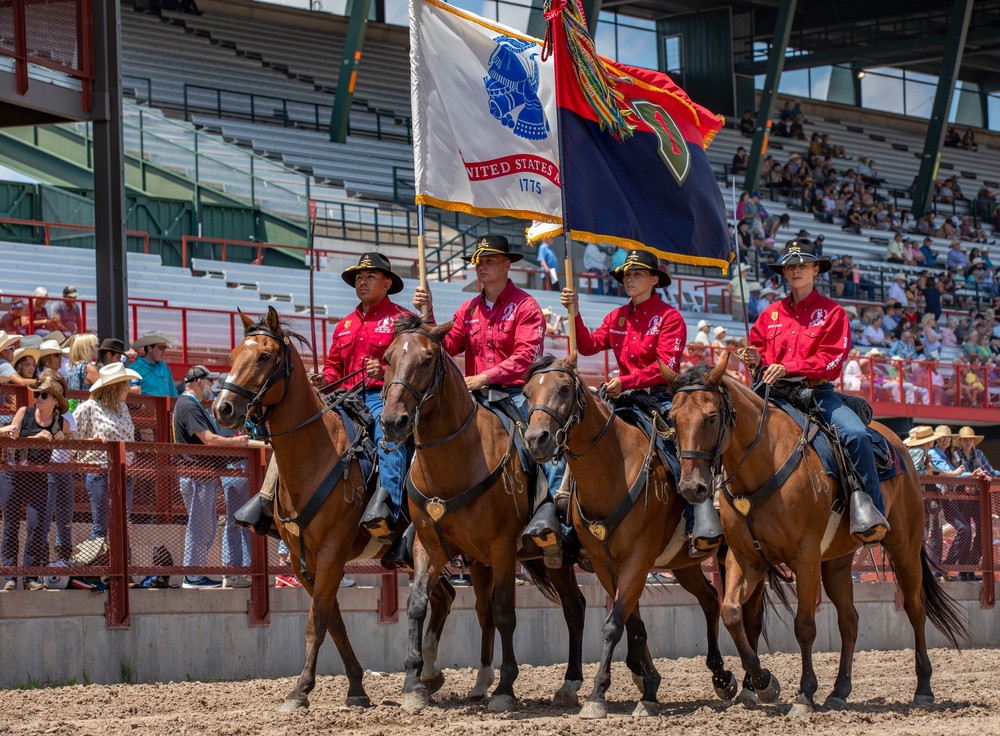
[{"x1": 484, "y1": 35, "x2": 550, "y2": 141}]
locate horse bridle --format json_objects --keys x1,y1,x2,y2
[
  {"x1": 219, "y1": 326, "x2": 295, "y2": 439},
  {"x1": 525, "y1": 365, "x2": 614, "y2": 461},
  {"x1": 380, "y1": 328, "x2": 477, "y2": 451}
]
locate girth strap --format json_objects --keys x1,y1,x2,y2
[{"x1": 406, "y1": 421, "x2": 517, "y2": 560}]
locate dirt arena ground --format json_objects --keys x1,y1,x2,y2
[{"x1": 0, "y1": 647, "x2": 995, "y2": 735}]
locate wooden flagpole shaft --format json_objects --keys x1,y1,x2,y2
[
  {"x1": 417, "y1": 204, "x2": 428, "y2": 317},
  {"x1": 564, "y1": 253, "x2": 576, "y2": 354}
]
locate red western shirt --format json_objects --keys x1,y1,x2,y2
[
  {"x1": 574, "y1": 294, "x2": 687, "y2": 390},
  {"x1": 438, "y1": 280, "x2": 545, "y2": 387},
  {"x1": 322, "y1": 297, "x2": 411, "y2": 389},
  {"x1": 749, "y1": 288, "x2": 850, "y2": 382}
]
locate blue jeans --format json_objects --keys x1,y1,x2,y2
[
  {"x1": 179, "y1": 476, "x2": 220, "y2": 568},
  {"x1": 84, "y1": 473, "x2": 134, "y2": 540},
  {"x1": 812, "y1": 384, "x2": 884, "y2": 514},
  {"x1": 47, "y1": 472, "x2": 74, "y2": 552},
  {"x1": 0, "y1": 470, "x2": 49, "y2": 581},
  {"x1": 221, "y1": 463, "x2": 251, "y2": 567},
  {"x1": 509, "y1": 389, "x2": 566, "y2": 496},
  {"x1": 365, "y1": 391, "x2": 407, "y2": 516}
]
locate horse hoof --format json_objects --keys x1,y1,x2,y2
[
  {"x1": 552, "y1": 680, "x2": 582, "y2": 707},
  {"x1": 346, "y1": 695, "x2": 371, "y2": 708},
  {"x1": 735, "y1": 687, "x2": 759, "y2": 707},
  {"x1": 487, "y1": 694, "x2": 519, "y2": 712},
  {"x1": 632, "y1": 700, "x2": 658, "y2": 717},
  {"x1": 823, "y1": 695, "x2": 848, "y2": 711},
  {"x1": 787, "y1": 696, "x2": 815, "y2": 718},
  {"x1": 401, "y1": 687, "x2": 430, "y2": 714},
  {"x1": 279, "y1": 698, "x2": 308, "y2": 713},
  {"x1": 631, "y1": 671, "x2": 644, "y2": 694},
  {"x1": 422, "y1": 672, "x2": 445, "y2": 695},
  {"x1": 757, "y1": 673, "x2": 781, "y2": 704},
  {"x1": 579, "y1": 701, "x2": 608, "y2": 720},
  {"x1": 468, "y1": 667, "x2": 495, "y2": 701},
  {"x1": 714, "y1": 672, "x2": 739, "y2": 701},
  {"x1": 913, "y1": 693, "x2": 935, "y2": 707}
]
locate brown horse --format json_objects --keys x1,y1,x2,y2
[
  {"x1": 521, "y1": 353, "x2": 737, "y2": 719},
  {"x1": 214, "y1": 307, "x2": 456, "y2": 712},
  {"x1": 664, "y1": 356, "x2": 967, "y2": 715},
  {"x1": 379, "y1": 316, "x2": 587, "y2": 713}
]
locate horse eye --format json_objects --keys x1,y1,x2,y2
[
  {"x1": 421, "y1": 356, "x2": 433, "y2": 367},
  {"x1": 706, "y1": 415, "x2": 718, "y2": 424},
  {"x1": 559, "y1": 384, "x2": 571, "y2": 395},
  {"x1": 258, "y1": 353, "x2": 271, "y2": 363}
]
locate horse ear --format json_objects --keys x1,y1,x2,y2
[
  {"x1": 266, "y1": 305, "x2": 282, "y2": 334},
  {"x1": 429, "y1": 321, "x2": 453, "y2": 341},
  {"x1": 707, "y1": 351, "x2": 730, "y2": 386},
  {"x1": 658, "y1": 359, "x2": 678, "y2": 385},
  {"x1": 238, "y1": 308, "x2": 255, "y2": 332},
  {"x1": 565, "y1": 351, "x2": 578, "y2": 372}
]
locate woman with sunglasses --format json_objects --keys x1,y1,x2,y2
[{"x1": 0, "y1": 375, "x2": 70, "y2": 590}]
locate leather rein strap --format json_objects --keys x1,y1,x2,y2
[{"x1": 525, "y1": 365, "x2": 613, "y2": 461}]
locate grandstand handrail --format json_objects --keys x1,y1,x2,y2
[
  {"x1": 310, "y1": 197, "x2": 445, "y2": 250},
  {"x1": 0, "y1": 217, "x2": 150, "y2": 253},
  {"x1": 122, "y1": 74, "x2": 153, "y2": 103}
]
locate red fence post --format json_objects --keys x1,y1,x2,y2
[
  {"x1": 247, "y1": 447, "x2": 271, "y2": 626},
  {"x1": 105, "y1": 441, "x2": 131, "y2": 629},
  {"x1": 980, "y1": 478, "x2": 995, "y2": 609}
]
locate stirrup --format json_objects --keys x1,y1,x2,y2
[
  {"x1": 849, "y1": 492, "x2": 889, "y2": 545},
  {"x1": 361, "y1": 486, "x2": 395, "y2": 543}
]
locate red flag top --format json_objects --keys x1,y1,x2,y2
[
  {"x1": 323, "y1": 297, "x2": 411, "y2": 389},
  {"x1": 439, "y1": 280, "x2": 545, "y2": 386},
  {"x1": 748, "y1": 289, "x2": 851, "y2": 383},
  {"x1": 573, "y1": 295, "x2": 687, "y2": 389}
]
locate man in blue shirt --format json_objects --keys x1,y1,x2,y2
[
  {"x1": 131, "y1": 331, "x2": 179, "y2": 397},
  {"x1": 537, "y1": 237, "x2": 560, "y2": 291}
]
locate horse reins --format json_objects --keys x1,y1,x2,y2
[{"x1": 525, "y1": 365, "x2": 614, "y2": 461}]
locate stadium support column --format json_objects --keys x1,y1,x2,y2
[
  {"x1": 92, "y1": 0, "x2": 129, "y2": 342},
  {"x1": 911, "y1": 0, "x2": 973, "y2": 218},
  {"x1": 330, "y1": 0, "x2": 373, "y2": 144},
  {"x1": 742, "y1": 0, "x2": 797, "y2": 195},
  {"x1": 528, "y1": 0, "x2": 599, "y2": 38}
]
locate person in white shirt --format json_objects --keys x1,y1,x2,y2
[
  {"x1": 582, "y1": 242, "x2": 610, "y2": 296},
  {"x1": 694, "y1": 319, "x2": 712, "y2": 346},
  {"x1": 888, "y1": 273, "x2": 908, "y2": 306},
  {"x1": 861, "y1": 315, "x2": 888, "y2": 346}
]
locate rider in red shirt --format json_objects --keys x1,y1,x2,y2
[
  {"x1": 561, "y1": 248, "x2": 722, "y2": 552},
  {"x1": 313, "y1": 252, "x2": 412, "y2": 544},
  {"x1": 743, "y1": 238, "x2": 889, "y2": 544},
  {"x1": 413, "y1": 235, "x2": 564, "y2": 559}
]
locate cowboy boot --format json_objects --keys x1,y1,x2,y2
[
  {"x1": 360, "y1": 486, "x2": 395, "y2": 544},
  {"x1": 850, "y1": 492, "x2": 890, "y2": 545},
  {"x1": 522, "y1": 500, "x2": 563, "y2": 569},
  {"x1": 381, "y1": 523, "x2": 415, "y2": 571},
  {"x1": 690, "y1": 498, "x2": 724, "y2": 554}
]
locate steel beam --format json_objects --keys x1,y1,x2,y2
[
  {"x1": 742, "y1": 0, "x2": 797, "y2": 194},
  {"x1": 911, "y1": 0, "x2": 974, "y2": 218},
  {"x1": 92, "y1": 0, "x2": 129, "y2": 342},
  {"x1": 329, "y1": 0, "x2": 373, "y2": 144}
]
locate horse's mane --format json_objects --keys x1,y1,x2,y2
[
  {"x1": 393, "y1": 313, "x2": 429, "y2": 335},
  {"x1": 524, "y1": 354, "x2": 560, "y2": 382},
  {"x1": 247, "y1": 315, "x2": 309, "y2": 347}
]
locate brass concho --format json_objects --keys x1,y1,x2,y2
[
  {"x1": 589, "y1": 522, "x2": 608, "y2": 541},
  {"x1": 733, "y1": 496, "x2": 752, "y2": 517},
  {"x1": 284, "y1": 520, "x2": 301, "y2": 537},
  {"x1": 425, "y1": 498, "x2": 447, "y2": 522}
]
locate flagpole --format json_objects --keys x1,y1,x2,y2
[
  {"x1": 731, "y1": 176, "x2": 751, "y2": 338},
  {"x1": 417, "y1": 204, "x2": 428, "y2": 317},
  {"x1": 556, "y1": 104, "x2": 576, "y2": 356}
]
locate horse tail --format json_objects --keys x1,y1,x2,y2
[
  {"x1": 521, "y1": 559, "x2": 561, "y2": 604},
  {"x1": 918, "y1": 546, "x2": 969, "y2": 650}
]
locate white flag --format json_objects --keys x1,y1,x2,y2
[{"x1": 410, "y1": 0, "x2": 561, "y2": 224}]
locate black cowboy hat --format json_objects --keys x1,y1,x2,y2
[
  {"x1": 611, "y1": 249, "x2": 671, "y2": 288},
  {"x1": 461, "y1": 235, "x2": 524, "y2": 264},
  {"x1": 98, "y1": 338, "x2": 126, "y2": 355},
  {"x1": 341, "y1": 252, "x2": 404, "y2": 295},
  {"x1": 768, "y1": 238, "x2": 832, "y2": 275}
]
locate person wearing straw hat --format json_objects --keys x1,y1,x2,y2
[
  {"x1": 950, "y1": 426, "x2": 994, "y2": 581},
  {"x1": 12, "y1": 345, "x2": 39, "y2": 384},
  {"x1": 35, "y1": 369, "x2": 78, "y2": 565},
  {"x1": 36, "y1": 340, "x2": 66, "y2": 377},
  {"x1": 413, "y1": 235, "x2": 564, "y2": 554},
  {"x1": 561, "y1": 249, "x2": 723, "y2": 553},
  {"x1": 0, "y1": 332, "x2": 35, "y2": 388},
  {"x1": 694, "y1": 319, "x2": 712, "y2": 346},
  {"x1": 311, "y1": 251, "x2": 412, "y2": 545},
  {"x1": 888, "y1": 273, "x2": 909, "y2": 307},
  {"x1": 952, "y1": 426, "x2": 999, "y2": 478},
  {"x1": 130, "y1": 331, "x2": 178, "y2": 397},
  {"x1": 73, "y1": 363, "x2": 141, "y2": 542},
  {"x1": 711, "y1": 325, "x2": 728, "y2": 350},
  {"x1": 0, "y1": 374, "x2": 70, "y2": 590},
  {"x1": 742, "y1": 237, "x2": 890, "y2": 544}
]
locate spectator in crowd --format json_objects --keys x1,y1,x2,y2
[
  {"x1": 888, "y1": 355, "x2": 929, "y2": 404},
  {"x1": 900, "y1": 238, "x2": 921, "y2": 267},
  {"x1": 0, "y1": 374, "x2": 70, "y2": 590},
  {"x1": 173, "y1": 365, "x2": 249, "y2": 589},
  {"x1": 130, "y1": 332, "x2": 178, "y2": 397},
  {"x1": 739, "y1": 109, "x2": 755, "y2": 136},
  {"x1": 711, "y1": 326, "x2": 728, "y2": 350},
  {"x1": 922, "y1": 276, "x2": 943, "y2": 320},
  {"x1": 921, "y1": 313, "x2": 943, "y2": 358},
  {"x1": 36, "y1": 340, "x2": 65, "y2": 378},
  {"x1": 961, "y1": 128, "x2": 978, "y2": 152},
  {"x1": 0, "y1": 300, "x2": 29, "y2": 336},
  {"x1": 40, "y1": 369, "x2": 76, "y2": 564},
  {"x1": 841, "y1": 348, "x2": 864, "y2": 394},
  {"x1": 890, "y1": 328, "x2": 918, "y2": 360},
  {"x1": 693, "y1": 319, "x2": 711, "y2": 346},
  {"x1": 536, "y1": 237, "x2": 560, "y2": 291},
  {"x1": 12, "y1": 346, "x2": 39, "y2": 384},
  {"x1": 946, "y1": 240, "x2": 968, "y2": 272},
  {"x1": 964, "y1": 331, "x2": 992, "y2": 363},
  {"x1": 28, "y1": 287, "x2": 56, "y2": 334},
  {"x1": 67, "y1": 334, "x2": 99, "y2": 390},
  {"x1": 74, "y1": 363, "x2": 139, "y2": 541},
  {"x1": 888, "y1": 273, "x2": 908, "y2": 306},
  {"x1": 210, "y1": 374, "x2": 252, "y2": 589},
  {"x1": 50, "y1": 285, "x2": 82, "y2": 336},
  {"x1": 582, "y1": 242, "x2": 609, "y2": 296},
  {"x1": 941, "y1": 317, "x2": 959, "y2": 347},
  {"x1": 861, "y1": 315, "x2": 889, "y2": 347},
  {"x1": 918, "y1": 238, "x2": 938, "y2": 268},
  {"x1": 930, "y1": 426, "x2": 987, "y2": 580},
  {"x1": 742, "y1": 192, "x2": 764, "y2": 237},
  {"x1": 609, "y1": 246, "x2": 627, "y2": 297},
  {"x1": 886, "y1": 233, "x2": 905, "y2": 264},
  {"x1": 746, "y1": 282, "x2": 762, "y2": 322},
  {"x1": 731, "y1": 146, "x2": 748, "y2": 173},
  {"x1": 904, "y1": 425, "x2": 944, "y2": 568},
  {"x1": 87, "y1": 337, "x2": 132, "y2": 390},
  {"x1": 0, "y1": 332, "x2": 24, "y2": 387}
]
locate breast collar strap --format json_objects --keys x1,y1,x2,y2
[{"x1": 219, "y1": 326, "x2": 294, "y2": 439}]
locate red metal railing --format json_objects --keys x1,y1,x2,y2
[
  {"x1": 0, "y1": 218, "x2": 150, "y2": 253},
  {"x1": 0, "y1": 0, "x2": 94, "y2": 110}
]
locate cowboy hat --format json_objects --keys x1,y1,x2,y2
[
  {"x1": 864, "y1": 348, "x2": 883, "y2": 357},
  {"x1": 99, "y1": 338, "x2": 126, "y2": 355},
  {"x1": 13, "y1": 347, "x2": 40, "y2": 365},
  {"x1": 0, "y1": 331, "x2": 20, "y2": 352},
  {"x1": 340, "y1": 252, "x2": 404, "y2": 295},
  {"x1": 462, "y1": 235, "x2": 524, "y2": 264},
  {"x1": 747, "y1": 281, "x2": 762, "y2": 291},
  {"x1": 89, "y1": 363, "x2": 141, "y2": 392},
  {"x1": 611, "y1": 249, "x2": 671, "y2": 288},
  {"x1": 697, "y1": 319, "x2": 711, "y2": 329},
  {"x1": 712, "y1": 326, "x2": 727, "y2": 338},
  {"x1": 844, "y1": 305, "x2": 859, "y2": 316},
  {"x1": 956, "y1": 426, "x2": 984, "y2": 444},
  {"x1": 41, "y1": 331, "x2": 69, "y2": 348},
  {"x1": 131, "y1": 331, "x2": 177, "y2": 351},
  {"x1": 30, "y1": 376, "x2": 69, "y2": 414},
  {"x1": 38, "y1": 340, "x2": 67, "y2": 359},
  {"x1": 769, "y1": 238, "x2": 832, "y2": 275},
  {"x1": 893, "y1": 272, "x2": 906, "y2": 281},
  {"x1": 903, "y1": 425, "x2": 950, "y2": 447},
  {"x1": 758, "y1": 287, "x2": 777, "y2": 297},
  {"x1": 933, "y1": 425, "x2": 954, "y2": 438}
]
